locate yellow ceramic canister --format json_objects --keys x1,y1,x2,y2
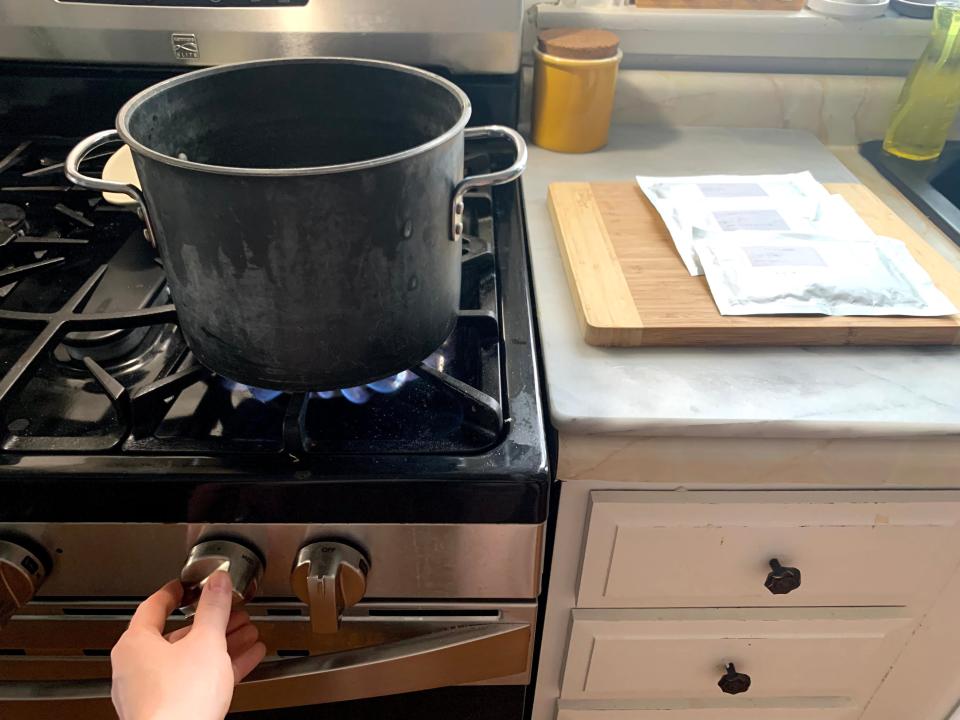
[{"x1": 532, "y1": 28, "x2": 622, "y2": 153}]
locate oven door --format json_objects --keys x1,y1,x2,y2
[{"x1": 0, "y1": 601, "x2": 536, "y2": 720}]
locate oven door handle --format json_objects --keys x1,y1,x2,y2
[{"x1": 0, "y1": 622, "x2": 531, "y2": 711}]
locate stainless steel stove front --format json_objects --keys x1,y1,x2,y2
[
  {"x1": 0, "y1": 522, "x2": 543, "y2": 718},
  {"x1": 0, "y1": 0, "x2": 525, "y2": 74},
  {"x1": 2, "y1": 522, "x2": 543, "y2": 599}
]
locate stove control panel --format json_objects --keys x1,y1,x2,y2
[
  {"x1": 0, "y1": 540, "x2": 47, "y2": 628},
  {"x1": 291, "y1": 542, "x2": 370, "y2": 634},
  {"x1": 179, "y1": 539, "x2": 264, "y2": 616}
]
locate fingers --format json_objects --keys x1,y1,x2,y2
[
  {"x1": 232, "y1": 641, "x2": 267, "y2": 684},
  {"x1": 226, "y1": 609, "x2": 251, "y2": 635},
  {"x1": 165, "y1": 608, "x2": 251, "y2": 644},
  {"x1": 129, "y1": 580, "x2": 182, "y2": 634},
  {"x1": 191, "y1": 570, "x2": 233, "y2": 637},
  {"x1": 164, "y1": 625, "x2": 191, "y2": 643},
  {"x1": 226, "y1": 623, "x2": 259, "y2": 658}
]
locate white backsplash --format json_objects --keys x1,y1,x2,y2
[
  {"x1": 613, "y1": 70, "x2": 906, "y2": 145},
  {"x1": 521, "y1": 67, "x2": 952, "y2": 146}
]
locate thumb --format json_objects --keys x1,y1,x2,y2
[{"x1": 192, "y1": 570, "x2": 234, "y2": 637}]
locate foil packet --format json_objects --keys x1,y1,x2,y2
[
  {"x1": 693, "y1": 232, "x2": 958, "y2": 317},
  {"x1": 635, "y1": 172, "x2": 875, "y2": 276}
]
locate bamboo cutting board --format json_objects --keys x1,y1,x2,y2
[{"x1": 548, "y1": 181, "x2": 960, "y2": 346}]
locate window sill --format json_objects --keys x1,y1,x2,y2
[{"x1": 535, "y1": 4, "x2": 930, "y2": 74}]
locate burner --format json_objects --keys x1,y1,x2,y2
[
  {"x1": 226, "y1": 352, "x2": 445, "y2": 405},
  {"x1": 226, "y1": 370, "x2": 418, "y2": 406},
  {"x1": 323, "y1": 372, "x2": 416, "y2": 405},
  {"x1": 0, "y1": 203, "x2": 26, "y2": 231},
  {"x1": 60, "y1": 234, "x2": 167, "y2": 365}
]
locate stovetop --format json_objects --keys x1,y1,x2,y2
[
  {"x1": 0, "y1": 131, "x2": 549, "y2": 525},
  {"x1": 2, "y1": 137, "x2": 506, "y2": 456}
]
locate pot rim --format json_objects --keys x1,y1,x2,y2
[{"x1": 115, "y1": 56, "x2": 473, "y2": 178}]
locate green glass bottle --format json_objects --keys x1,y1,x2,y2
[{"x1": 883, "y1": 0, "x2": 960, "y2": 162}]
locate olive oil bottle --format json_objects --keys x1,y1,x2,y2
[{"x1": 883, "y1": 0, "x2": 960, "y2": 162}]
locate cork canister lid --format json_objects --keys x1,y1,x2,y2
[{"x1": 537, "y1": 28, "x2": 620, "y2": 60}]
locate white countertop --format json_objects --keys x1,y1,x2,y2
[{"x1": 523, "y1": 126, "x2": 960, "y2": 439}]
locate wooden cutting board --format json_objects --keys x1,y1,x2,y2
[{"x1": 548, "y1": 181, "x2": 960, "y2": 346}]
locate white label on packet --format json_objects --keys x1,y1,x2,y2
[
  {"x1": 712, "y1": 209, "x2": 791, "y2": 232},
  {"x1": 636, "y1": 172, "x2": 834, "y2": 276},
  {"x1": 698, "y1": 182, "x2": 768, "y2": 198},
  {"x1": 744, "y1": 245, "x2": 827, "y2": 268}
]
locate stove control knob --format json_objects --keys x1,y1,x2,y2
[
  {"x1": 291, "y1": 541, "x2": 370, "y2": 634},
  {"x1": 0, "y1": 540, "x2": 48, "y2": 628},
  {"x1": 179, "y1": 539, "x2": 264, "y2": 616}
]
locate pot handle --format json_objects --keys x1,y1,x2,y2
[
  {"x1": 64, "y1": 129, "x2": 156, "y2": 244},
  {"x1": 451, "y1": 125, "x2": 528, "y2": 241}
]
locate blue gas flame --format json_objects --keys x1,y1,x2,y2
[{"x1": 223, "y1": 353, "x2": 443, "y2": 405}]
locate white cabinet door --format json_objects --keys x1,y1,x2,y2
[
  {"x1": 561, "y1": 608, "x2": 913, "y2": 704},
  {"x1": 578, "y1": 491, "x2": 960, "y2": 610}
]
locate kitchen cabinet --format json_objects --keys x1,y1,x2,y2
[
  {"x1": 579, "y1": 492, "x2": 960, "y2": 610},
  {"x1": 563, "y1": 608, "x2": 912, "y2": 702},
  {"x1": 522, "y1": 127, "x2": 960, "y2": 720},
  {"x1": 534, "y1": 488, "x2": 960, "y2": 720}
]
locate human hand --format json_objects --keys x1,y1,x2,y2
[{"x1": 111, "y1": 571, "x2": 267, "y2": 720}]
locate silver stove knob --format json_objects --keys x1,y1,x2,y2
[
  {"x1": 179, "y1": 539, "x2": 264, "y2": 616},
  {"x1": 0, "y1": 540, "x2": 47, "y2": 628},
  {"x1": 291, "y1": 541, "x2": 369, "y2": 634}
]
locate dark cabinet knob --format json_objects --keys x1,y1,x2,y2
[
  {"x1": 718, "y1": 663, "x2": 751, "y2": 695},
  {"x1": 765, "y1": 558, "x2": 801, "y2": 595}
]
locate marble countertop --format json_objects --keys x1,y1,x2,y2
[{"x1": 523, "y1": 126, "x2": 960, "y2": 439}]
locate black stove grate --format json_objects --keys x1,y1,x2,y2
[
  {"x1": 0, "y1": 138, "x2": 507, "y2": 458},
  {"x1": 0, "y1": 264, "x2": 178, "y2": 452}
]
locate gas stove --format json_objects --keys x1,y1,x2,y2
[
  {"x1": 0, "y1": 127, "x2": 549, "y2": 525},
  {"x1": 1, "y1": 138, "x2": 513, "y2": 457},
  {"x1": 0, "y1": 126, "x2": 549, "y2": 715},
  {"x1": 0, "y1": 3, "x2": 549, "y2": 715}
]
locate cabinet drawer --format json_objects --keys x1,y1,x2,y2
[
  {"x1": 579, "y1": 491, "x2": 960, "y2": 609},
  {"x1": 561, "y1": 608, "x2": 913, "y2": 703},
  {"x1": 557, "y1": 701, "x2": 858, "y2": 720}
]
